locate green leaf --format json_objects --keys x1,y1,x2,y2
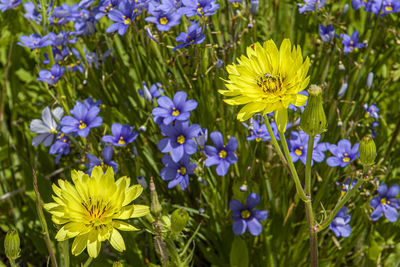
[{"x1": 230, "y1": 236, "x2": 249, "y2": 267}]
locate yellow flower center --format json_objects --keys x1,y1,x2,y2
[
  {"x1": 256, "y1": 74, "x2": 282, "y2": 95},
  {"x1": 118, "y1": 136, "x2": 126, "y2": 145},
  {"x1": 177, "y1": 166, "x2": 187, "y2": 175},
  {"x1": 197, "y1": 7, "x2": 204, "y2": 14},
  {"x1": 83, "y1": 200, "x2": 109, "y2": 227},
  {"x1": 255, "y1": 137, "x2": 262, "y2": 142},
  {"x1": 342, "y1": 153, "x2": 350, "y2": 162},
  {"x1": 295, "y1": 149, "x2": 303, "y2": 156},
  {"x1": 124, "y1": 18, "x2": 131, "y2": 25},
  {"x1": 177, "y1": 135, "x2": 185, "y2": 144},
  {"x1": 219, "y1": 150, "x2": 227, "y2": 159},
  {"x1": 79, "y1": 120, "x2": 87, "y2": 129},
  {"x1": 51, "y1": 75, "x2": 55, "y2": 79},
  {"x1": 233, "y1": 2, "x2": 239, "y2": 7},
  {"x1": 159, "y1": 17, "x2": 168, "y2": 25},
  {"x1": 381, "y1": 198, "x2": 387, "y2": 205},
  {"x1": 241, "y1": 209, "x2": 251, "y2": 219},
  {"x1": 171, "y1": 107, "x2": 180, "y2": 116},
  {"x1": 57, "y1": 133, "x2": 64, "y2": 139}
]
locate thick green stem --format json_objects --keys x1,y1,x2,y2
[
  {"x1": 317, "y1": 178, "x2": 365, "y2": 232},
  {"x1": 305, "y1": 135, "x2": 315, "y2": 196},
  {"x1": 278, "y1": 131, "x2": 308, "y2": 202}
]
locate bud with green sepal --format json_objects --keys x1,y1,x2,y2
[
  {"x1": 171, "y1": 209, "x2": 189, "y2": 235},
  {"x1": 359, "y1": 135, "x2": 376, "y2": 167},
  {"x1": 300, "y1": 85, "x2": 327, "y2": 136},
  {"x1": 4, "y1": 230, "x2": 21, "y2": 265}
]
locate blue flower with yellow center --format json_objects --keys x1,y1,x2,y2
[
  {"x1": 37, "y1": 64, "x2": 65, "y2": 86},
  {"x1": 173, "y1": 21, "x2": 205, "y2": 51},
  {"x1": 326, "y1": 139, "x2": 359, "y2": 167},
  {"x1": 158, "y1": 121, "x2": 201, "y2": 162},
  {"x1": 106, "y1": 0, "x2": 142, "y2": 35},
  {"x1": 102, "y1": 123, "x2": 138, "y2": 147},
  {"x1": 204, "y1": 131, "x2": 238, "y2": 176},
  {"x1": 329, "y1": 207, "x2": 352, "y2": 237},
  {"x1": 340, "y1": 31, "x2": 366, "y2": 54},
  {"x1": 49, "y1": 133, "x2": 71, "y2": 164},
  {"x1": 86, "y1": 146, "x2": 118, "y2": 175},
  {"x1": 181, "y1": 0, "x2": 219, "y2": 17},
  {"x1": 160, "y1": 154, "x2": 196, "y2": 190},
  {"x1": 229, "y1": 193, "x2": 268, "y2": 236},
  {"x1": 145, "y1": 3, "x2": 182, "y2": 31},
  {"x1": 370, "y1": 183, "x2": 400, "y2": 222},
  {"x1": 60, "y1": 100, "x2": 103, "y2": 137}
]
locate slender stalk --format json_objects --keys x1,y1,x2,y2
[
  {"x1": 278, "y1": 131, "x2": 308, "y2": 202},
  {"x1": 82, "y1": 257, "x2": 93, "y2": 267},
  {"x1": 305, "y1": 134, "x2": 317, "y2": 267},
  {"x1": 32, "y1": 169, "x2": 58, "y2": 267},
  {"x1": 263, "y1": 116, "x2": 288, "y2": 168},
  {"x1": 317, "y1": 178, "x2": 365, "y2": 232},
  {"x1": 10, "y1": 259, "x2": 16, "y2": 267},
  {"x1": 62, "y1": 240, "x2": 70, "y2": 267},
  {"x1": 305, "y1": 135, "x2": 315, "y2": 196}
]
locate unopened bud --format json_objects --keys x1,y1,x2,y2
[
  {"x1": 195, "y1": 128, "x2": 208, "y2": 148},
  {"x1": 239, "y1": 184, "x2": 248, "y2": 192},
  {"x1": 112, "y1": 262, "x2": 124, "y2": 267},
  {"x1": 5, "y1": 230, "x2": 21, "y2": 261},
  {"x1": 300, "y1": 85, "x2": 327, "y2": 136},
  {"x1": 359, "y1": 135, "x2": 376, "y2": 166},
  {"x1": 150, "y1": 177, "x2": 162, "y2": 216},
  {"x1": 139, "y1": 125, "x2": 147, "y2": 132},
  {"x1": 171, "y1": 209, "x2": 189, "y2": 234},
  {"x1": 367, "y1": 72, "x2": 374, "y2": 89}
]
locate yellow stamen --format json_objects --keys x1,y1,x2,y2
[
  {"x1": 159, "y1": 17, "x2": 168, "y2": 25},
  {"x1": 241, "y1": 209, "x2": 251, "y2": 219},
  {"x1": 124, "y1": 18, "x2": 131, "y2": 25},
  {"x1": 177, "y1": 135, "x2": 185, "y2": 144},
  {"x1": 219, "y1": 150, "x2": 227, "y2": 159},
  {"x1": 51, "y1": 75, "x2": 55, "y2": 79},
  {"x1": 177, "y1": 166, "x2": 187, "y2": 175},
  {"x1": 171, "y1": 107, "x2": 180, "y2": 116},
  {"x1": 255, "y1": 137, "x2": 262, "y2": 142},
  {"x1": 118, "y1": 136, "x2": 126, "y2": 145},
  {"x1": 381, "y1": 198, "x2": 387, "y2": 205},
  {"x1": 79, "y1": 120, "x2": 87, "y2": 129},
  {"x1": 342, "y1": 157, "x2": 350, "y2": 162},
  {"x1": 295, "y1": 149, "x2": 302, "y2": 156},
  {"x1": 257, "y1": 74, "x2": 282, "y2": 94}
]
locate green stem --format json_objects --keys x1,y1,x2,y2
[
  {"x1": 62, "y1": 240, "x2": 70, "y2": 267},
  {"x1": 305, "y1": 135, "x2": 315, "y2": 196},
  {"x1": 317, "y1": 178, "x2": 365, "y2": 232},
  {"x1": 10, "y1": 259, "x2": 16, "y2": 267},
  {"x1": 263, "y1": 116, "x2": 287, "y2": 168},
  {"x1": 305, "y1": 200, "x2": 318, "y2": 267},
  {"x1": 278, "y1": 131, "x2": 308, "y2": 202},
  {"x1": 82, "y1": 257, "x2": 93, "y2": 267}
]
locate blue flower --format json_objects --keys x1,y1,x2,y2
[
  {"x1": 370, "y1": 183, "x2": 400, "y2": 222},
  {"x1": 298, "y1": 0, "x2": 328, "y2": 14},
  {"x1": 181, "y1": 0, "x2": 219, "y2": 17},
  {"x1": 84, "y1": 97, "x2": 102, "y2": 108},
  {"x1": 364, "y1": 103, "x2": 379, "y2": 119},
  {"x1": 157, "y1": 0, "x2": 183, "y2": 10},
  {"x1": 340, "y1": 31, "x2": 366, "y2": 54},
  {"x1": 0, "y1": 0, "x2": 21, "y2": 12},
  {"x1": 138, "y1": 81, "x2": 164, "y2": 102},
  {"x1": 71, "y1": 9, "x2": 97, "y2": 36},
  {"x1": 362, "y1": 0, "x2": 400, "y2": 15},
  {"x1": 250, "y1": 0, "x2": 259, "y2": 14},
  {"x1": 86, "y1": 146, "x2": 118, "y2": 175},
  {"x1": 37, "y1": 64, "x2": 65, "y2": 85},
  {"x1": 106, "y1": 0, "x2": 142, "y2": 35},
  {"x1": 49, "y1": 133, "x2": 71, "y2": 164},
  {"x1": 336, "y1": 178, "x2": 357, "y2": 197},
  {"x1": 18, "y1": 34, "x2": 52, "y2": 52},
  {"x1": 288, "y1": 131, "x2": 329, "y2": 166},
  {"x1": 152, "y1": 91, "x2": 198, "y2": 125},
  {"x1": 246, "y1": 119, "x2": 269, "y2": 142},
  {"x1": 160, "y1": 154, "x2": 196, "y2": 190},
  {"x1": 24, "y1": 2, "x2": 40, "y2": 22},
  {"x1": 145, "y1": 3, "x2": 182, "y2": 31},
  {"x1": 49, "y1": 3, "x2": 79, "y2": 25},
  {"x1": 68, "y1": 48, "x2": 85, "y2": 73},
  {"x1": 326, "y1": 139, "x2": 359, "y2": 167},
  {"x1": 351, "y1": 0, "x2": 362, "y2": 10},
  {"x1": 227, "y1": 0, "x2": 242, "y2": 7},
  {"x1": 48, "y1": 31, "x2": 77, "y2": 47},
  {"x1": 173, "y1": 21, "x2": 205, "y2": 51},
  {"x1": 229, "y1": 193, "x2": 268, "y2": 236},
  {"x1": 30, "y1": 107, "x2": 64, "y2": 147},
  {"x1": 204, "y1": 131, "x2": 238, "y2": 176},
  {"x1": 195, "y1": 127, "x2": 208, "y2": 149},
  {"x1": 158, "y1": 121, "x2": 201, "y2": 162},
  {"x1": 102, "y1": 123, "x2": 138, "y2": 147},
  {"x1": 329, "y1": 207, "x2": 352, "y2": 237},
  {"x1": 319, "y1": 24, "x2": 335, "y2": 43},
  {"x1": 60, "y1": 100, "x2": 103, "y2": 137}
]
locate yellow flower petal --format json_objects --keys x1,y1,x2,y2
[
  {"x1": 71, "y1": 234, "x2": 88, "y2": 256},
  {"x1": 131, "y1": 205, "x2": 150, "y2": 218},
  {"x1": 87, "y1": 231, "x2": 101, "y2": 258},
  {"x1": 109, "y1": 228, "x2": 126, "y2": 252},
  {"x1": 113, "y1": 220, "x2": 139, "y2": 231}
]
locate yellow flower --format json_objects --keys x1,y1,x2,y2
[
  {"x1": 219, "y1": 39, "x2": 310, "y2": 121},
  {"x1": 44, "y1": 166, "x2": 149, "y2": 258}
]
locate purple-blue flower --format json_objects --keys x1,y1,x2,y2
[
  {"x1": 48, "y1": 31, "x2": 77, "y2": 47},
  {"x1": 246, "y1": 119, "x2": 269, "y2": 142},
  {"x1": 364, "y1": 103, "x2": 379, "y2": 119},
  {"x1": 37, "y1": 64, "x2": 65, "y2": 85},
  {"x1": 71, "y1": 9, "x2": 97, "y2": 36},
  {"x1": 336, "y1": 178, "x2": 357, "y2": 197},
  {"x1": 227, "y1": 0, "x2": 242, "y2": 7},
  {"x1": 102, "y1": 123, "x2": 138, "y2": 147},
  {"x1": 30, "y1": 106, "x2": 64, "y2": 147},
  {"x1": 138, "y1": 81, "x2": 164, "y2": 102},
  {"x1": 351, "y1": 0, "x2": 362, "y2": 10},
  {"x1": 181, "y1": 0, "x2": 219, "y2": 17},
  {"x1": 326, "y1": 139, "x2": 359, "y2": 167},
  {"x1": 49, "y1": 133, "x2": 71, "y2": 164},
  {"x1": 152, "y1": 91, "x2": 198, "y2": 125},
  {"x1": 229, "y1": 193, "x2": 268, "y2": 236},
  {"x1": 329, "y1": 207, "x2": 352, "y2": 237},
  {"x1": 60, "y1": 100, "x2": 103, "y2": 137},
  {"x1": 158, "y1": 121, "x2": 201, "y2": 162},
  {"x1": 49, "y1": 3, "x2": 79, "y2": 25},
  {"x1": 86, "y1": 146, "x2": 118, "y2": 175},
  {"x1": 340, "y1": 31, "x2": 366, "y2": 54},
  {"x1": 106, "y1": 0, "x2": 142, "y2": 35},
  {"x1": 370, "y1": 183, "x2": 400, "y2": 222},
  {"x1": 173, "y1": 21, "x2": 205, "y2": 51},
  {"x1": 204, "y1": 131, "x2": 238, "y2": 176},
  {"x1": 0, "y1": 0, "x2": 21, "y2": 12},
  {"x1": 288, "y1": 131, "x2": 329, "y2": 166},
  {"x1": 145, "y1": 3, "x2": 182, "y2": 31},
  {"x1": 319, "y1": 24, "x2": 335, "y2": 43},
  {"x1": 160, "y1": 154, "x2": 196, "y2": 190},
  {"x1": 18, "y1": 34, "x2": 51, "y2": 51},
  {"x1": 298, "y1": 0, "x2": 328, "y2": 14},
  {"x1": 195, "y1": 127, "x2": 208, "y2": 149}
]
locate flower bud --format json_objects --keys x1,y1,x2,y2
[
  {"x1": 112, "y1": 262, "x2": 124, "y2": 267},
  {"x1": 171, "y1": 209, "x2": 189, "y2": 234},
  {"x1": 358, "y1": 135, "x2": 376, "y2": 166},
  {"x1": 4, "y1": 230, "x2": 21, "y2": 261},
  {"x1": 150, "y1": 177, "x2": 162, "y2": 216},
  {"x1": 250, "y1": 0, "x2": 259, "y2": 15},
  {"x1": 195, "y1": 128, "x2": 208, "y2": 148},
  {"x1": 300, "y1": 85, "x2": 327, "y2": 136},
  {"x1": 367, "y1": 72, "x2": 374, "y2": 89}
]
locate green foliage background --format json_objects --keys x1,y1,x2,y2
[{"x1": 1, "y1": 0, "x2": 400, "y2": 266}]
